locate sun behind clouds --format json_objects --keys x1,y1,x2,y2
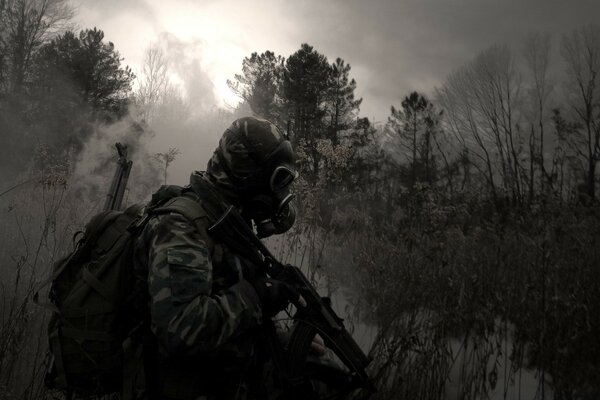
[{"x1": 151, "y1": 1, "x2": 257, "y2": 110}]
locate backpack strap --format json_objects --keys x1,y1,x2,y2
[
  {"x1": 152, "y1": 196, "x2": 214, "y2": 249},
  {"x1": 152, "y1": 195, "x2": 261, "y2": 268},
  {"x1": 152, "y1": 196, "x2": 208, "y2": 224},
  {"x1": 34, "y1": 205, "x2": 145, "y2": 307}
]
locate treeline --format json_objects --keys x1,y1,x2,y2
[
  {"x1": 229, "y1": 27, "x2": 600, "y2": 217},
  {"x1": 1, "y1": 1, "x2": 600, "y2": 398},
  {"x1": 227, "y1": 28, "x2": 600, "y2": 399},
  {"x1": 2, "y1": 1, "x2": 598, "y2": 207},
  {"x1": 228, "y1": 44, "x2": 365, "y2": 186},
  {"x1": 0, "y1": 0, "x2": 136, "y2": 175},
  {"x1": 5, "y1": 1, "x2": 597, "y2": 209}
]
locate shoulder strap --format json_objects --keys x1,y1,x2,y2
[
  {"x1": 152, "y1": 197, "x2": 215, "y2": 251},
  {"x1": 152, "y1": 196, "x2": 208, "y2": 223},
  {"x1": 35, "y1": 205, "x2": 146, "y2": 311}
]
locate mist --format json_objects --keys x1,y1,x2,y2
[{"x1": 2, "y1": 1, "x2": 600, "y2": 400}]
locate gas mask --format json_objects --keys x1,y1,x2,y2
[
  {"x1": 242, "y1": 163, "x2": 298, "y2": 238},
  {"x1": 210, "y1": 119, "x2": 300, "y2": 238}
]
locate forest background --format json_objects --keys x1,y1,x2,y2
[{"x1": 1, "y1": 1, "x2": 600, "y2": 399}]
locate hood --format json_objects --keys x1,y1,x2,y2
[{"x1": 189, "y1": 170, "x2": 239, "y2": 208}]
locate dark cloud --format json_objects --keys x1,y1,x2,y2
[
  {"x1": 278, "y1": 0, "x2": 600, "y2": 120},
  {"x1": 75, "y1": 0, "x2": 600, "y2": 122}
]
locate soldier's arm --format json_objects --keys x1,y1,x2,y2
[{"x1": 146, "y1": 212, "x2": 263, "y2": 356}]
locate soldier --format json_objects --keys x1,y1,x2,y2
[{"x1": 133, "y1": 116, "x2": 304, "y2": 400}]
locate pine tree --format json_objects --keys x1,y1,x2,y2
[
  {"x1": 31, "y1": 28, "x2": 135, "y2": 153},
  {"x1": 227, "y1": 50, "x2": 285, "y2": 124},
  {"x1": 325, "y1": 57, "x2": 362, "y2": 145},
  {"x1": 388, "y1": 92, "x2": 440, "y2": 188}
]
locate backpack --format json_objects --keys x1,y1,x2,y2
[
  {"x1": 41, "y1": 203, "x2": 146, "y2": 395},
  {"x1": 39, "y1": 187, "x2": 208, "y2": 397}
]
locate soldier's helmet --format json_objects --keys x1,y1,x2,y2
[{"x1": 207, "y1": 116, "x2": 298, "y2": 237}]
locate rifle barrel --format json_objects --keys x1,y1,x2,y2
[{"x1": 104, "y1": 143, "x2": 133, "y2": 211}]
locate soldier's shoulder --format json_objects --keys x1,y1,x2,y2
[{"x1": 150, "y1": 205, "x2": 211, "y2": 234}]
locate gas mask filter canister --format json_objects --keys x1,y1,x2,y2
[{"x1": 245, "y1": 189, "x2": 296, "y2": 238}]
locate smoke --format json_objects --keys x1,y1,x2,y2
[
  {"x1": 0, "y1": 20, "x2": 254, "y2": 206},
  {"x1": 65, "y1": 29, "x2": 248, "y2": 206},
  {"x1": 70, "y1": 115, "x2": 162, "y2": 207},
  {"x1": 48, "y1": 29, "x2": 253, "y2": 211},
  {"x1": 156, "y1": 33, "x2": 218, "y2": 116},
  {"x1": 133, "y1": 32, "x2": 252, "y2": 186}
]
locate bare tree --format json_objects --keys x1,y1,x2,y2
[
  {"x1": 136, "y1": 45, "x2": 169, "y2": 122},
  {"x1": 523, "y1": 32, "x2": 554, "y2": 197},
  {"x1": 134, "y1": 44, "x2": 195, "y2": 127},
  {"x1": 154, "y1": 147, "x2": 181, "y2": 185},
  {"x1": 436, "y1": 45, "x2": 525, "y2": 204},
  {"x1": 436, "y1": 64, "x2": 499, "y2": 200},
  {"x1": 156, "y1": 83, "x2": 191, "y2": 124},
  {"x1": 561, "y1": 24, "x2": 600, "y2": 200}
]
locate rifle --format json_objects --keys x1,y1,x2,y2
[
  {"x1": 208, "y1": 205, "x2": 375, "y2": 399},
  {"x1": 104, "y1": 143, "x2": 132, "y2": 211}
]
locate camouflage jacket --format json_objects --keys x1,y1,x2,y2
[{"x1": 133, "y1": 174, "x2": 266, "y2": 399}]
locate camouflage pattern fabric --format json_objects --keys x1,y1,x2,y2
[
  {"x1": 133, "y1": 175, "x2": 266, "y2": 399},
  {"x1": 215, "y1": 116, "x2": 285, "y2": 178},
  {"x1": 132, "y1": 115, "x2": 292, "y2": 399},
  {"x1": 205, "y1": 117, "x2": 287, "y2": 201},
  {"x1": 135, "y1": 211, "x2": 263, "y2": 355}
]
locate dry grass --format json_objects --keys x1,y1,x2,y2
[{"x1": 327, "y1": 188, "x2": 600, "y2": 400}]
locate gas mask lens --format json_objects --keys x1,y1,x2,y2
[
  {"x1": 270, "y1": 166, "x2": 298, "y2": 192},
  {"x1": 247, "y1": 191, "x2": 296, "y2": 238}
]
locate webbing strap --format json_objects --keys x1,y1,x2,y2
[
  {"x1": 81, "y1": 211, "x2": 122, "y2": 257},
  {"x1": 33, "y1": 253, "x2": 76, "y2": 311},
  {"x1": 61, "y1": 327, "x2": 115, "y2": 342},
  {"x1": 33, "y1": 293, "x2": 61, "y2": 314},
  {"x1": 85, "y1": 211, "x2": 122, "y2": 242},
  {"x1": 61, "y1": 304, "x2": 114, "y2": 318},
  {"x1": 49, "y1": 329, "x2": 68, "y2": 388},
  {"x1": 33, "y1": 210, "x2": 123, "y2": 309},
  {"x1": 82, "y1": 267, "x2": 113, "y2": 303},
  {"x1": 122, "y1": 337, "x2": 144, "y2": 400},
  {"x1": 153, "y1": 196, "x2": 207, "y2": 222},
  {"x1": 153, "y1": 196, "x2": 215, "y2": 253}
]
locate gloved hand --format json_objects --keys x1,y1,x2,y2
[
  {"x1": 251, "y1": 277, "x2": 300, "y2": 318},
  {"x1": 271, "y1": 263, "x2": 297, "y2": 284}
]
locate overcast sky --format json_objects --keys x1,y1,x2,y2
[{"x1": 75, "y1": 0, "x2": 600, "y2": 123}]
